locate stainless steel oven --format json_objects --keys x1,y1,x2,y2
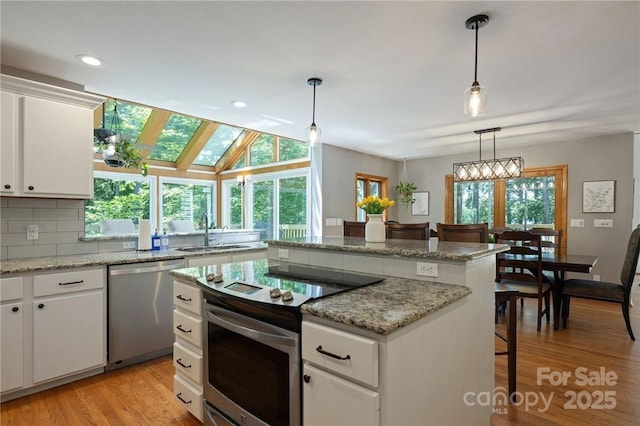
[{"x1": 199, "y1": 261, "x2": 384, "y2": 426}]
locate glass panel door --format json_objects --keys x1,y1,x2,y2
[
  {"x1": 453, "y1": 181, "x2": 494, "y2": 227},
  {"x1": 252, "y1": 180, "x2": 275, "y2": 240}
]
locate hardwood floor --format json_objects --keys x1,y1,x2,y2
[{"x1": 1, "y1": 284, "x2": 639, "y2": 426}]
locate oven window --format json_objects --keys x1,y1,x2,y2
[{"x1": 208, "y1": 326, "x2": 290, "y2": 426}]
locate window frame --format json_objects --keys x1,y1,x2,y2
[
  {"x1": 355, "y1": 173, "x2": 389, "y2": 221},
  {"x1": 445, "y1": 164, "x2": 567, "y2": 254},
  {"x1": 158, "y1": 176, "x2": 217, "y2": 231}
]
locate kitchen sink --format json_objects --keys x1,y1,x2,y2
[{"x1": 176, "y1": 244, "x2": 251, "y2": 252}]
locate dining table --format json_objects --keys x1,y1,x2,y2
[{"x1": 498, "y1": 252, "x2": 599, "y2": 330}]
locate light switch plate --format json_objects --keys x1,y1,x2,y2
[
  {"x1": 570, "y1": 219, "x2": 584, "y2": 228},
  {"x1": 594, "y1": 219, "x2": 613, "y2": 228},
  {"x1": 278, "y1": 248, "x2": 289, "y2": 259}
]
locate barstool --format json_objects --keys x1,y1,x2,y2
[{"x1": 495, "y1": 282, "x2": 518, "y2": 402}]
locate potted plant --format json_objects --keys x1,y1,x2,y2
[
  {"x1": 395, "y1": 181, "x2": 417, "y2": 206},
  {"x1": 99, "y1": 139, "x2": 149, "y2": 176}
]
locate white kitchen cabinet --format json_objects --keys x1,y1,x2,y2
[
  {"x1": 0, "y1": 276, "x2": 25, "y2": 393},
  {"x1": 0, "y1": 267, "x2": 106, "y2": 401},
  {"x1": 303, "y1": 363, "x2": 379, "y2": 426},
  {"x1": 0, "y1": 74, "x2": 104, "y2": 199},
  {"x1": 173, "y1": 278, "x2": 204, "y2": 422},
  {"x1": 32, "y1": 291, "x2": 104, "y2": 383},
  {"x1": 1, "y1": 91, "x2": 17, "y2": 194}
]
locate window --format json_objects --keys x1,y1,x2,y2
[
  {"x1": 148, "y1": 113, "x2": 202, "y2": 162},
  {"x1": 85, "y1": 171, "x2": 155, "y2": 236},
  {"x1": 221, "y1": 181, "x2": 243, "y2": 229},
  {"x1": 445, "y1": 165, "x2": 567, "y2": 253},
  {"x1": 355, "y1": 173, "x2": 389, "y2": 221},
  {"x1": 250, "y1": 134, "x2": 276, "y2": 166},
  {"x1": 193, "y1": 124, "x2": 243, "y2": 167},
  {"x1": 159, "y1": 177, "x2": 216, "y2": 231},
  {"x1": 279, "y1": 137, "x2": 309, "y2": 162}
]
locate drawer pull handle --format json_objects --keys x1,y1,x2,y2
[
  {"x1": 176, "y1": 294, "x2": 192, "y2": 302},
  {"x1": 176, "y1": 392, "x2": 192, "y2": 405},
  {"x1": 316, "y1": 345, "x2": 351, "y2": 361},
  {"x1": 4, "y1": 184, "x2": 10, "y2": 189},
  {"x1": 28, "y1": 185, "x2": 34, "y2": 191},
  {"x1": 59, "y1": 280, "x2": 84, "y2": 286},
  {"x1": 303, "y1": 374, "x2": 311, "y2": 383},
  {"x1": 38, "y1": 303, "x2": 45, "y2": 309},
  {"x1": 176, "y1": 358, "x2": 191, "y2": 369},
  {"x1": 12, "y1": 306, "x2": 19, "y2": 313},
  {"x1": 176, "y1": 325, "x2": 192, "y2": 333}
]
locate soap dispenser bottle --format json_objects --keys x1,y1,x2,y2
[{"x1": 152, "y1": 229, "x2": 161, "y2": 251}]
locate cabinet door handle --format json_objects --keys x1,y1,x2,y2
[
  {"x1": 303, "y1": 374, "x2": 311, "y2": 383},
  {"x1": 176, "y1": 358, "x2": 192, "y2": 369},
  {"x1": 4, "y1": 184, "x2": 10, "y2": 189},
  {"x1": 38, "y1": 303, "x2": 45, "y2": 309},
  {"x1": 176, "y1": 325, "x2": 192, "y2": 333},
  {"x1": 316, "y1": 345, "x2": 351, "y2": 361},
  {"x1": 176, "y1": 294, "x2": 192, "y2": 302},
  {"x1": 28, "y1": 185, "x2": 34, "y2": 191},
  {"x1": 59, "y1": 280, "x2": 84, "y2": 286},
  {"x1": 176, "y1": 392, "x2": 192, "y2": 405},
  {"x1": 12, "y1": 306, "x2": 19, "y2": 312}
]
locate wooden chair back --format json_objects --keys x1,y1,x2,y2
[
  {"x1": 436, "y1": 223, "x2": 489, "y2": 243},
  {"x1": 385, "y1": 222, "x2": 429, "y2": 240},
  {"x1": 343, "y1": 221, "x2": 366, "y2": 237}
]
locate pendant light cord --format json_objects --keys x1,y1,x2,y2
[
  {"x1": 473, "y1": 23, "x2": 479, "y2": 83},
  {"x1": 311, "y1": 83, "x2": 317, "y2": 125},
  {"x1": 402, "y1": 158, "x2": 408, "y2": 181}
]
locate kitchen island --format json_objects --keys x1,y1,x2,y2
[{"x1": 266, "y1": 236, "x2": 509, "y2": 426}]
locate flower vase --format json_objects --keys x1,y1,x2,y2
[{"x1": 365, "y1": 214, "x2": 386, "y2": 242}]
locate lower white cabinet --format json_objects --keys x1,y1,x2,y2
[
  {"x1": 0, "y1": 276, "x2": 24, "y2": 393},
  {"x1": 303, "y1": 363, "x2": 380, "y2": 426},
  {"x1": 32, "y1": 291, "x2": 104, "y2": 383},
  {"x1": 302, "y1": 320, "x2": 380, "y2": 426},
  {"x1": 173, "y1": 278, "x2": 204, "y2": 422},
  {"x1": 0, "y1": 268, "x2": 106, "y2": 399}
]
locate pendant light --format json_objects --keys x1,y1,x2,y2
[
  {"x1": 306, "y1": 77, "x2": 322, "y2": 146},
  {"x1": 453, "y1": 127, "x2": 524, "y2": 182},
  {"x1": 464, "y1": 14, "x2": 489, "y2": 117}
]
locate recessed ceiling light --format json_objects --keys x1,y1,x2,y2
[
  {"x1": 231, "y1": 100, "x2": 247, "y2": 108},
  {"x1": 76, "y1": 54, "x2": 104, "y2": 67}
]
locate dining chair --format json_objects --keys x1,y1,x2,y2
[
  {"x1": 529, "y1": 227, "x2": 563, "y2": 290},
  {"x1": 343, "y1": 221, "x2": 366, "y2": 237},
  {"x1": 385, "y1": 222, "x2": 429, "y2": 240},
  {"x1": 436, "y1": 223, "x2": 489, "y2": 243},
  {"x1": 495, "y1": 230, "x2": 552, "y2": 332},
  {"x1": 561, "y1": 225, "x2": 640, "y2": 340}
]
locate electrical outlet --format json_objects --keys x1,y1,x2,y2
[
  {"x1": 417, "y1": 262, "x2": 438, "y2": 277},
  {"x1": 123, "y1": 241, "x2": 136, "y2": 249},
  {"x1": 27, "y1": 224, "x2": 38, "y2": 240},
  {"x1": 570, "y1": 219, "x2": 584, "y2": 227},
  {"x1": 593, "y1": 275, "x2": 601, "y2": 281},
  {"x1": 278, "y1": 248, "x2": 289, "y2": 259}
]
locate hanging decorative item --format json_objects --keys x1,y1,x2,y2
[
  {"x1": 396, "y1": 158, "x2": 418, "y2": 206},
  {"x1": 93, "y1": 100, "x2": 149, "y2": 176}
]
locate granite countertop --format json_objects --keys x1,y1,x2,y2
[
  {"x1": 265, "y1": 236, "x2": 509, "y2": 261},
  {"x1": 170, "y1": 260, "x2": 472, "y2": 336},
  {"x1": 0, "y1": 243, "x2": 267, "y2": 274}
]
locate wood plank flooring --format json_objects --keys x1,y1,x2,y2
[{"x1": 1, "y1": 284, "x2": 639, "y2": 425}]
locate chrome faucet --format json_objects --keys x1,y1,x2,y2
[{"x1": 200, "y1": 213, "x2": 209, "y2": 246}]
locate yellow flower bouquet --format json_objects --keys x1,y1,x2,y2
[{"x1": 356, "y1": 195, "x2": 395, "y2": 214}]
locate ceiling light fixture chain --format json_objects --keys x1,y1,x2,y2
[
  {"x1": 464, "y1": 14, "x2": 489, "y2": 117},
  {"x1": 306, "y1": 77, "x2": 323, "y2": 146}
]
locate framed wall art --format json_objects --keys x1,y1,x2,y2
[
  {"x1": 411, "y1": 191, "x2": 429, "y2": 216},
  {"x1": 582, "y1": 180, "x2": 615, "y2": 213}
]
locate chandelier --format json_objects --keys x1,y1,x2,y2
[{"x1": 453, "y1": 127, "x2": 523, "y2": 182}]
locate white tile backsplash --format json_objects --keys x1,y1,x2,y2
[
  {"x1": 8, "y1": 244, "x2": 56, "y2": 259},
  {"x1": 8, "y1": 220, "x2": 57, "y2": 233},
  {"x1": 7, "y1": 198, "x2": 57, "y2": 208},
  {"x1": 34, "y1": 208, "x2": 79, "y2": 220}
]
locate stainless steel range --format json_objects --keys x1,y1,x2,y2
[{"x1": 197, "y1": 261, "x2": 383, "y2": 426}]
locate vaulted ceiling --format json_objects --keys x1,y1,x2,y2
[{"x1": 1, "y1": 1, "x2": 638, "y2": 161}]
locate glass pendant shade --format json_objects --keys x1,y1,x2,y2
[
  {"x1": 464, "y1": 82, "x2": 487, "y2": 117},
  {"x1": 307, "y1": 123, "x2": 321, "y2": 146}
]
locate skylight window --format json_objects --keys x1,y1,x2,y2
[
  {"x1": 148, "y1": 114, "x2": 202, "y2": 162},
  {"x1": 193, "y1": 124, "x2": 243, "y2": 166}
]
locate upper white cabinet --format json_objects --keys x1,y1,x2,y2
[{"x1": 0, "y1": 74, "x2": 104, "y2": 199}]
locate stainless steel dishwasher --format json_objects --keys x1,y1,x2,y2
[{"x1": 107, "y1": 259, "x2": 185, "y2": 370}]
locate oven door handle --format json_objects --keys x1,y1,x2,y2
[{"x1": 205, "y1": 307, "x2": 297, "y2": 348}]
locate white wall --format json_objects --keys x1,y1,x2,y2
[{"x1": 321, "y1": 144, "x2": 398, "y2": 236}]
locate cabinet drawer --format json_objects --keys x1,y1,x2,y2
[
  {"x1": 0, "y1": 276, "x2": 24, "y2": 302},
  {"x1": 174, "y1": 374, "x2": 203, "y2": 422},
  {"x1": 173, "y1": 281, "x2": 202, "y2": 316},
  {"x1": 173, "y1": 341, "x2": 203, "y2": 385},
  {"x1": 33, "y1": 268, "x2": 104, "y2": 297},
  {"x1": 302, "y1": 321, "x2": 378, "y2": 388},
  {"x1": 173, "y1": 309, "x2": 203, "y2": 349}
]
